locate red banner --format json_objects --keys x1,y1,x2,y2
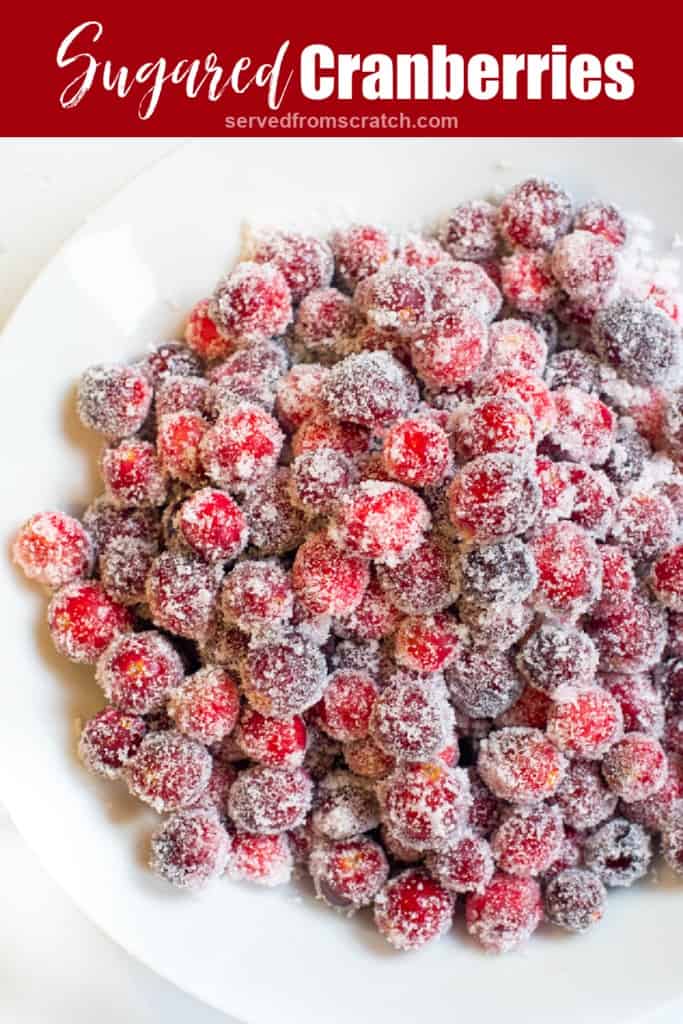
[{"x1": 1, "y1": 4, "x2": 679, "y2": 136}]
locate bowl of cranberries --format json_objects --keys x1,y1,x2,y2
[{"x1": 3, "y1": 139, "x2": 683, "y2": 1024}]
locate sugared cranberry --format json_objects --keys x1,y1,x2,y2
[
  {"x1": 292, "y1": 532, "x2": 369, "y2": 618},
  {"x1": 598, "y1": 546, "x2": 636, "y2": 610},
  {"x1": 227, "y1": 831, "x2": 293, "y2": 886},
  {"x1": 374, "y1": 869, "x2": 454, "y2": 950},
  {"x1": 396, "y1": 233, "x2": 448, "y2": 270},
  {"x1": 77, "y1": 363, "x2": 152, "y2": 439},
  {"x1": 555, "y1": 759, "x2": 617, "y2": 830},
  {"x1": 501, "y1": 250, "x2": 559, "y2": 315},
  {"x1": 544, "y1": 868, "x2": 607, "y2": 932},
  {"x1": 370, "y1": 675, "x2": 454, "y2": 761},
  {"x1": 210, "y1": 261, "x2": 292, "y2": 344},
  {"x1": 176, "y1": 488, "x2": 248, "y2": 563},
  {"x1": 574, "y1": 200, "x2": 627, "y2": 247},
  {"x1": 356, "y1": 262, "x2": 432, "y2": 334},
  {"x1": 379, "y1": 760, "x2": 470, "y2": 851},
  {"x1": 312, "y1": 771, "x2": 380, "y2": 840},
  {"x1": 517, "y1": 623, "x2": 597, "y2": 696},
  {"x1": 535, "y1": 456, "x2": 575, "y2": 523},
  {"x1": 486, "y1": 319, "x2": 547, "y2": 376},
  {"x1": 146, "y1": 551, "x2": 220, "y2": 641},
  {"x1": 531, "y1": 522, "x2": 602, "y2": 621},
  {"x1": 100, "y1": 441, "x2": 168, "y2": 508},
  {"x1": 479, "y1": 370, "x2": 556, "y2": 439},
  {"x1": 315, "y1": 670, "x2": 378, "y2": 742},
  {"x1": 477, "y1": 727, "x2": 566, "y2": 804},
  {"x1": 466, "y1": 873, "x2": 543, "y2": 953},
  {"x1": 48, "y1": 580, "x2": 133, "y2": 663},
  {"x1": 547, "y1": 686, "x2": 623, "y2": 759},
  {"x1": 449, "y1": 453, "x2": 540, "y2": 544},
  {"x1": 614, "y1": 491, "x2": 677, "y2": 563},
  {"x1": 491, "y1": 804, "x2": 564, "y2": 877},
  {"x1": 141, "y1": 342, "x2": 202, "y2": 385},
  {"x1": 592, "y1": 298, "x2": 679, "y2": 386},
  {"x1": 499, "y1": 178, "x2": 572, "y2": 250},
  {"x1": 551, "y1": 230, "x2": 617, "y2": 305},
  {"x1": 454, "y1": 396, "x2": 535, "y2": 460},
  {"x1": 601, "y1": 672, "x2": 664, "y2": 737},
  {"x1": 586, "y1": 589, "x2": 668, "y2": 672},
  {"x1": 547, "y1": 387, "x2": 616, "y2": 466},
  {"x1": 428, "y1": 260, "x2": 502, "y2": 322},
  {"x1": 150, "y1": 810, "x2": 231, "y2": 890},
  {"x1": 156, "y1": 375, "x2": 208, "y2": 423},
  {"x1": 184, "y1": 299, "x2": 234, "y2": 361},
  {"x1": 309, "y1": 836, "x2": 389, "y2": 911},
  {"x1": 330, "y1": 481, "x2": 430, "y2": 567},
  {"x1": 650, "y1": 544, "x2": 683, "y2": 610},
  {"x1": 242, "y1": 469, "x2": 307, "y2": 556},
  {"x1": 274, "y1": 363, "x2": 329, "y2": 432},
  {"x1": 236, "y1": 706, "x2": 307, "y2": 768},
  {"x1": 343, "y1": 736, "x2": 395, "y2": 779},
  {"x1": 157, "y1": 410, "x2": 208, "y2": 486},
  {"x1": 243, "y1": 631, "x2": 327, "y2": 718},
  {"x1": 13, "y1": 511, "x2": 93, "y2": 588},
  {"x1": 602, "y1": 733, "x2": 667, "y2": 803},
  {"x1": 566, "y1": 464, "x2": 617, "y2": 538},
  {"x1": 96, "y1": 630, "x2": 184, "y2": 714},
  {"x1": 290, "y1": 448, "x2": 355, "y2": 515},
  {"x1": 377, "y1": 536, "x2": 456, "y2": 615},
  {"x1": 168, "y1": 666, "x2": 240, "y2": 745},
  {"x1": 331, "y1": 224, "x2": 392, "y2": 291},
  {"x1": 222, "y1": 559, "x2": 293, "y2": 633},
  {"x1": 336, "y1": 571, "x2": 402, "y2": 642},
  {"x1": 497, "y1": 686, "x2": 552, "y2": 731},
  {"x1": 662, "y1": 804, "x2": 683, "y2": 875},
  {"x1": 78, "y1": 706, "x2": 146, "y2": 779},
  {"x1": 458, "y1": 598, "x2": 533, "y2": 652},
  {"x1": 251, "y1": 229, "x2": 334, "y2": 303},
  {"x1": 446, "y1": 646, "x2": 522, "y2": 719},
  {"x1": 440, "y1": 200, "x2": 499, "y2": 261},
  {"x1": 200, "y1": 403, "x2": 283, "y2": 494},
  {"x1": 459, "y1": 537, "x2": 537, "y2": 606},
  {"x1": 124, "y1": 730, "x2": 211, "y2": 812},
  {"x1": 428, "y1": 832, "x2": 494, "y2": 894},
  {"x1": 583, "y1": 817, "x2": 652, "y2": 887},
  {"x1": 321, "y1": 351, "x2": 418, "y2": 431},
  {"x1": 411, "y1": 309, "x2": 489, "y2": 391},
  {"x1": 228, "y1": 765, "x2": 312, "y2": 834},
  {"x1": 294, "y1": 287, "x2": 360, "y2": 356},
  {"x1": 394, "y1": 613, "x2": 462, "y2": 674},
  {"x1": 382, "y1": 416, "x2": 452, "y2": 487}
]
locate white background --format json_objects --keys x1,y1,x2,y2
[{"x1": 0, "y1": 140, "x2": 679, "y2": 1024}]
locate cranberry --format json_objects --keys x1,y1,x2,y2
[
  {"x1": 330, "y1": 481, "x2": 430, "y2": 567},
  {"x1": 78, "y1": 706, "x2": 146, "y2": 779},
  {"x1": 294, "y1": 287, "x2": 360, "y2": 356},
  {"x1": 156, "y1": 410, "x2": 207, "y2": 486},
  {"x1": 394, "y1": 613, "x2": 462, "y2": 674},
  {"x1": 184, "y1": 299, "x2": 235, "y2": 361},
  {"x1": 651, "y1": 544, "x2": 683, "y2": 610},
  {"x1": 236, "y1": 706, "x2": 307, "y2": 768},
  {"x1": 222, "y1": 559, "x2": 293, "y2": 633},
  {"x1": 343, "y1": 736, "x2": 395, "y2": 779},
  {"x1": 466, "y1": 873, "x2": 543, "y2": 952},
  {"x1": 146, "y1": 551, "x2": 220, "y2": 641},
  {"x1": 331, "y1": 224, "x2": 392, "y2": 291},
  {"x1": 377, "y1": 536, "x2": 456, "y2": 615},
  {"x1": 309, "y1": 836, "x2": 389, "y2": 911},
  {"x1": 167, "y1": 667, "x2": 240, "y2": 745},
  {"x1": 290, "y1": 448, "x2": 355, "y2": 515},
  {"x1": 592, "y1": 298, "x2": 679, "y2": 386},
  {"x1": 548, "y1": 686, "x2": 623, "y2": 760},
  {"x1": 96, "y1": 630, "x2": 184, "y2": 714},
  {"x1": 544, "y1": 868, "x2": 607, "y2": 932},
  {"x1": 535, "y1": 456, "x2": 575, "y2": 523},
  {"x1": 491, "y1": 803, "x2": 564, "y2": 876},
  {"x1": 411, "y1": 309, "x2": 489, "y2": 391},
  {"x1": 141, "y1": 342, "x2": 202, "y2": 385},
  {"x1": 243, "y1": 631, "x2": 327, "y2": 718},
  {"x1": 531, "y1": 522, "x2": 602, "y2": 621},
  {"x1": 243, "y1": 469, "x2": 307, "y2": 556},
  {"x1": 601, "y1": 672, "x2": 664, "y2": 737},
  {"x1": 251, "y1": 229, "x2": 334, "y2": 303},
  {"x1": 614, "y1": 491, "x2": 677, "y2": 563},
  {"x1": 312, "y1": 771, "x2": 380, "y2": 840},
  {"x1": 321, "y1": 351, "x2": 418, "y2": 431},
  {"x1": 374, "y1": 869, "x2": 454, "y2": 950},
  {"x1": 156, "y1": 375, "x2": 208, "y2": 422},
  {"x1": 486, "y1": 318, "x2": 547, "y2": 376},
  {"x1": 555, "y1": 759, "x2": 617, "y2": 830},
  {"x1": 83, "y1": 499, "x2": 160, "y2": 563},
  {"x1": 150, "y1": 810, "x2": 231, "y2": 890},
  {"x1": 583, "y1": 817, "x2": 652, "y2": 888},
  {"x1": 428, "y1": 832, "x2": 494, "y2": 894},
  {"x1": 315, "y1": 670, "x2": 378, "y2": 743},
  {"x1": 586, "y1": 589, "x2": 668, "y2": 672},
  {"x1": 454, "y1": 396, "x2": 535, "y2": 460},
  {"x1": 501, "y1": 250, "x2": 559, "y2": 315},
  {"x1": 396, "y1": 233, "x2": 448, "y2": 270},
  {"x1": 336, "y1": 571, "x2": 402, "y2": 642},
  {"x1": 459, "y1": 537, "x2": 537, "y2": 606},
  {"x1": 228, "y1": 765, "x2": 312, "y2": 834},
  {"x1": 440, "y1": 199, "x2": 499, "y2": 261},
  {"x1": 292, "y1": 531, "x2": 369, "y2": 618},
  {"x1": 449, "y1": 453, "x2": 540, "y2": 543},
  {"x1": 479, "y1": 370, "x2": 556, "y2": 439},
  {"x1": 662, "y1": 804, "x2": 683, "y2": 875},
  {"x1": 210, "y1": 261, "x2": 292, "y2": 344},
  {"x1": 227, "y1": 831, "x2": 293, "y2": 886},
  {"x1": 497, "y1": 686, "x2": 552, "y2": 731},
  {"x1": 544, "y1": 348, "x2": 603, "y2": 393},
  {"x1": 459, "y1": 598, "x2": 533, "y2": 652},
  {"x1": 499, "y1": 178, "x2": 572, "y2": 250},
  {"x1": 77, "y1": 363, "x2": 152, "y2": 439},
  {"x1": 477, "y1": 727, "x2": 566, "y2": 804},
  {"x1": 574, "y1": 200, "x2": 628, "y2": 247},
  {"x1": 566, "y1": 464, "x2": 618, "y2": 538},
  {"x1": 124, "y1": 730, "x2": 212, "y2": 812},
  {"x1": 47, "y1": 580, "x2": 133, "y2": 663},
  {"x1": 274, "y1": 363, "x2": 328, "y2": 432},
  {"x1": 517, "y1": 623, "x2": 598, "y2": 696},
  {"x1": 382, "y1": 416, "x2": 452, "y2": 487},
  {"x1": 552, "y1": 230, "x2": 617, "y2": 305},
  {"x1": 370, "y1": 675, "x2": 454, "y2": 761},
  {"x1": 356, "y1": 262, "x2": 432, "y2": 334},
  {"x1": 428, "y1": 260, "x2": 502, "y2": 322},
  {"x1": 379, "y1": 760, "x2": 469, "y2": 852},
  {"x1": 13, "y1": 511, "x2": 93, "y2": 588},
  {"x1": 200, "y1": 403, "x2": 283, "y2": 494},
  {"x1": 446, "y1": 646, "x2": 523, "y2": 719},
  {"x1": 602, "y1": 733, "x2": 667, "y2": 803}
]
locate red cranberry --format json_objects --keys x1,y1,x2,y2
[
  {"x1": 517, "y1": 623, "x2": 597, "y2": 696},
  {"x1": 251, "y1": 229, "x2": 334, "y2": 303},
  {"x1": 290, "y1": 448, "x2": 355, "y2": 515},
  {"x1": 242, "y1": 469, "x2": 307, "y2": 556},
  {"x1": 454, "y1": 396, "x2": 535, "y2": 460},
  {"x1": 157, "y1": 410, "x2": 208, "y2": 486},
  {"x1": 466, "y1": 872, "x2": 543, "y2": 952},
  {"x1": 47, "y1": 580, "x2": 133, "y2": 663},
  {"x1": 555, "y1": 759, "x2": 617, "y2": 830},
  {"x1": 184, "y1": 299, "x2": 235, "y2": 361},
  {"x1": 331, "y1": 224, "x2": 392, "y2": 291},
  {"x1": 343, "y1": 736, "x2": 395, "y2": 779},
  {"x1": 13, "y1": 511, "x2": 93, "y2": 588},
  {"x1": 602, "y1": 733, "x2": 667, "y2": 803},
  {"x1": 294, "y1": 287, "x2": 360, "y2": 356},
  {"x1": 168, "y1": 667, "x2": 240, "y2": 745},
  {"x1": 567, "y1": 464, "x2": 617, "y2": 538},
  {"x1": 330, "y1": 481, "x2": 430, "y2": 567},
  {"x1": 236, "y1": 706, "x2": 307, "y2": 768},
  {"x1": 377, "y1": 536, "x2": 456, "y2": 615},
  {"x1": 544, "y1": 868, "x2": 607, "y2": 932},
  {"x1": 491, "y1": 803, "x2": 563, "y2": 877},
  {"x1": 499, "y1": 178, "x2": 572, "y2": 250},
  {"x1": 446, "y1": 646, "x2": 523, "y2": 719},
  {"x1": 274, "y1": 363, "x2": 328, "y2": 432},
  {"x1": 124, "y1": 730, "x2": 212, "y2": 812},
  {"x1": 96, "y1": 630, "x2": 184, "y2": 714},
  {"x1": 531, "y1": 522, "x2": 602, "y2": 621},
  {"x1": 78, "y1": 706, "x2": 146, "y2": 779},
  {"x1": 141, "y1": 342, "x2": 202, "y2": 385},
  {"x1": 227, "y1": 831, "x2": 293, "y2": 886},
  {"x1": 228, "y1": 765, "x2": 312, "y2": 834},
  {"x1": 440, "y1": 200, "x2": 499, "y2": 261},
  {"x1": 547, "y1": 686, "x2": 623, "y2": 759},
  {"x1": 210, "y1": 261, "x2": 292, "y2": 344},
  {"x1": 477, "y1": 727, "x2": 566, "y2": 804},
  {"x1": 552, "y1": 230, "x2": 617, "y2": 305},
  {"x1": 309, "y1": 836, "x2": 389, "y2": 911},
  {"x1": 315, "y1": 670, "x2": 378, "y2": 742},
  {"x1": 586, "y1": 589, "x2": 668, "y2": 672},
  {"x1": 428, "y1": 260, "x2": 502, "y2": 322},
  {"x1": 487, "y1": 318, "x2": 547, "y2": 376},
  {"x1": 428, "y1": 832, "x2": 494, "y2": 894},
  {"x1": 601, "y1": 672, "x2": 664, "y2": 737},
  {"x1": 501, "y1": 250, "x2": 559, "y2": 315},
  {"x1": 200, "y1": 403, "x2": 283, "y2": 494},
  {"x1": 336, "y1": 571, "x2": 402, "y2": 642},
  {"x1": 356, "y1": 262, "x2": 432, "y2": 334},
  {"x1": 394, "y1": 613, "x2": 462, "y2": 674},
  {"x1": 146, "y1": 551, "x2": 220, "y2": 641},
  {"x1": 614, "y1": 491, "x2": 677, "y2": 563},
  {"x1": 411, "y1": 309, "x2": 489, "y2": 391},
  {"x1": 150, "y1": 810, "x2": 231, "y2": 890},
  {"x1": 449, "y1": 454, "x2": 540, "y2": 543},
  {"x1": 479, "y1": 369, "x2": 556, "y2": 439},
  {"x1": 370, "y1": 675, "x2": 454, "y2": 761},
  {"x1": 592, "y1": 298, "x2": 679, "y2": 386},
  {"x1": 379, "y1": 761, "x2": 470, "y2": 852},
  {"x1": 374, "y1": 869, "x2": 454, "y2": 950},
  {"x1": 382, "y1": 416, "x2": 452, "y2": 487},
  {"x1": 312, "y1": 771, "x2": 380, "y2": 840},
  {"x1": 574, "y1": 200, "x2": 628, "y2": 247},
  {"x1": 222, "y1": 559, "x2": 293, "y2": 633},
  {"x1": 77, "y1": 363, "x2": 152, "y2": 439},
  {"x1": 292, "y1": 531, "x2": 369, "y2": 618},
  {"x1": 243, "y1": 631, "x2": 327, "y2": 718}
]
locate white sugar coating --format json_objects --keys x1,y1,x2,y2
[
  {"x1": 427, "y1": 832, "x2": 495, "y2": 894},
  {"x1": 592, "y1": 297, "x2": 681, "y2": 387},
  {"x1": 312, "y1": 771, "x2": 381, "y2": 840},
  {"x1": 247, "y1": 228, "x2": 334, "y2": 302},
  {"x1": 124, "y1": 730, "x2": 212, "y2": 813},
  {"x1": 149, "y1": 809, "x2": 231, "y2": 890},
  {"x1": 146, "y1": 550, "x2": 221, "y2": 641},
  {"x1": 378, "y1": 762, "x2": 471, "y2": 853},
  {"x1": 228, "y1": 765, "x2": 313, "y2": 834},
  {"x1": 499, "y1": 177, "x2": 572, "y2": 250},
  {"x1": 458, "y1": 597, "x2": 534, "y2": 651},
  {"x1": 428, "y1": 260, "x2": 502, "y2": 323},
  {"x1": 548, "y1": 386, "x2": 616, "y2": 466},
  {"x1": 544, "y1": 868, "x2": 607, "y2": 933},
  {"x1": 544, "y1": 349, "x2": 604, "y2": 393},
  {"x1": 555, "y1": 759, "x2": 617, "y2": 830},
  {"x1": 227, "y1": 832, "x2": 294, "y2": 887},
  {"x1": 517, "y1": 622, "x2": 598, "y2": 696},
  {"x1": 210, "y1": 261, "x2": 292, "y2": 342},
  {"x1": 329, "y1": 480, "x2": 431, "y2": 567},
  {"x1": 491, "y1": 803, "x2": 564, "y2": 876},
  {"x1": 221, "y1": 558, "x2": 293, "y2": 633},
  {"x1": 96, "y1": 630, "x2": 185, "y2": 714},
  {"x1": 551, "y1": 230, "x2": 618, "y2": 305},
  {"x1": 243, "y1": 630, "x2": 327, "y2": 718},
  {"x1": 446, "y1": 645, "x2": 523, "y2": 720},
  {"x1": 156, "y1": 374, "x2": 208, "y2": 421},
  {"x1": 459, "y1": 538, "x2": 538, "y2": 605},
  {"x1": 374, "y1": 869, "x2": 454, "y2": 950},
  {"x1": 242, "y1": 468, "x2": 307, "y2": 555},
  {"x1": 77, "y1": 706, "x2": 146, "y2": 780},
  {"x1": 487, "y1": 318, "x2": 547, "y2": 376},
  {"x1": 308, "y1": 835, "x2": 389, "y2": 912},
  {"x1": 76, "y1": 362, "x2": 152, "y2": 439},
  {"x1": 376, "y1": 536, "x2": 457, "y2": 614},
  {"x1": 583, "y1": 817, "x2": 653, "y2": 888},
  {"x1": 47, "y1": 580, "x2": 133, "y2": 663},
  {"x1": 586, "y1": 587, "x2": 668, "y2": 672},
  {"x1": 12, "y1": 510, "x2": 94, "y2": 589},
  {"x1": 289, "y1": 446, "x2": 356, "y2": 514},
  {"x1": 320, "y1": 350, "x2": 419, "y2": 429},
  {"x1": 370, "y1": 674, "x2": 455, "y2": 761},
  {"x1": 294, "y1": 287, "x2": 360, "y2": 355},
  {"x1": 612, "y1": 489, "x2": 678, "y2": 562},
  {"x1": 439, "y1": 199, "x2": 499, "y2": 262},
  {"x1": 100, "y1": 535, "x2": 156, "y2": 605},
  {"x1": 449, "y1": 453, "x2": 542, "y2": 544},
  {"x1": 477, "y1": 726, "x2": 566, "y2": 804},
  {"x1": 199, "y1": 401, "x2": 284, "y2": 493},
  {"x1": 356, "y1": 261, "x2": 433, "y2": 334},
  {"x1": 531, "y1": 522, "x2": 603, "y2": 622}
]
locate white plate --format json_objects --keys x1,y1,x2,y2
[{"x1": 1, "y1": 139, "x2": 683, "y2": 1024}]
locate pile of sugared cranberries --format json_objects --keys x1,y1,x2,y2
[{"x1": 13, "y1": 183, "x2": 683, "y2": 954}]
